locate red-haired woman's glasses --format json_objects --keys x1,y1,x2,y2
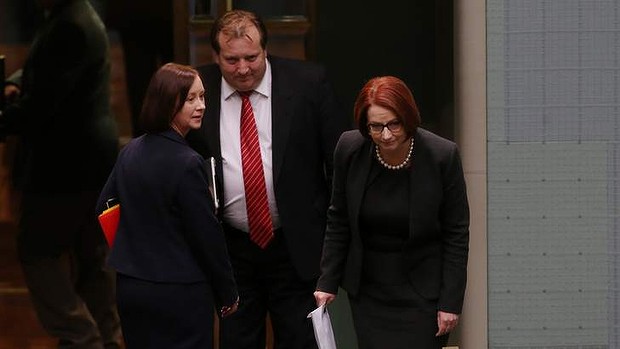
[{"x1": 367, "y1": 120, "x2": 403, "y2": 134}]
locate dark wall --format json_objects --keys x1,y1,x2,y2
[
  {"x1": 315, "y1": 0, "x2": 454, "y2": 138},
  {"x1": 234, "y1": 0, "x2": 306, "y2": 17},
  {"x1": 2, "y1": 0, "x2": 453, "y2": 136},
  {"x1": 0, "y1": 0, "x2": 41, "y2": 43}
]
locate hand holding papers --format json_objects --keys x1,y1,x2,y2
[{"x1": 307, "y1": 304, "x2": 337, "y2": 349}]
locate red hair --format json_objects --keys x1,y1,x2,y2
[{"x1": 353, "y1": 76, "x2": 421, "y2": 139}]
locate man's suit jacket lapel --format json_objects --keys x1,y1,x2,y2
[
  {"x1": 204, "y1": 68, "x2": 222, "y2": 160},
  {"x1": 201, "y1": 67, "x2": 224, "y2": 203},
  {"x1": 269, "y1": 58, "x2": 294, "y2": 186}
]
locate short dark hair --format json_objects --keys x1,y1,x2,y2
[
  {"x1": 139, "y1": 63, "x2": 199, "y2": 133},
  {"x1": 353, "y1": 76, "x2": 421, "y2": 139},
  {"x1": 210, "y1": 10, "x2": 268, "y2": 54}
]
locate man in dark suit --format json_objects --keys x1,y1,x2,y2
[
  {"x1": 0, "y1": 0, "x2": 121, "y2": 347},
  {"x1": 186, "y1": 9, "x2": 349, "y2": 349}
]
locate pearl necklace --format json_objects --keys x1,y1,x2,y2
[{"x1": 375, "y1": 138, "x2": 414, "y2": 170}]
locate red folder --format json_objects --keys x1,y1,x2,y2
[{"x1": 98, "y1": 204, "x2": 120, "y2": 246}]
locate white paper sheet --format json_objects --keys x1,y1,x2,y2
[{"x1": 307, "y1": 304, "x2": 337, "y2": 349}]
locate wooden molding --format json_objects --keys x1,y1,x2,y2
[{"x1": 182, "y1": 16, "x2": 311, "y2": 64}]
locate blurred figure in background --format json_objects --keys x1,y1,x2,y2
[{"x1": 0, "y1": 0, "x2": 121, "y2": 347}]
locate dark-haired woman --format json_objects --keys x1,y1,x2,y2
[{"x1": 96, "y1": 63, "x2": 238, "y2": 348}]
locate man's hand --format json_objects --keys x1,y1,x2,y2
[
  {"x1": 4, "y1": 84, "x2": 20, "y2": 104},
  {"x1": 436, "y1": 310, "x2": 459, "y2": 337}
]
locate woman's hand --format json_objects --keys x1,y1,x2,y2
[
  {"x1": 221, "y1": 297, "x2": 239, "y2": 318},
  {"x1": 313, "y1": 290, "x2": 336, "y2": 307},
  {"x1": 436, "y1": 310, "x2": 459, "y2": 336}
]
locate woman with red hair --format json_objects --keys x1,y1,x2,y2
[{"x1": 315, "y1": 76, "x2": 470, "y2": 348}]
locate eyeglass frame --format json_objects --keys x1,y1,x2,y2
[{"x1": 367, "y1": 120, "x2": 403, "y2": 134}]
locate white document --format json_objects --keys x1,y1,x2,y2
[
  {"x1": 307, "y1": 304, "x2": 337, "y2": 349},
  {"x1": 206, "y1": 157, "x2": 219, "y2": 212}
]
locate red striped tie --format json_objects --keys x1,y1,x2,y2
[{"x1": 239, "y1": 91, "x2": 274, "y2": 248}]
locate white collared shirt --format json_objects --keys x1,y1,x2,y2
[{"x1": 219, "y1": 60, "x2": 280, "y2": 232}]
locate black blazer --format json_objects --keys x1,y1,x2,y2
[
  {"x1": 187, "y1": 56, "x2": 349, "y2": 280},
  {"x1": 2, "y1": 0, "x2": 118, "y2": 194},
  {"x1": 96, "y1": 130, "x2": 238, "y2": 308},
  {"x1": 317, "y1": 129, "x2": 470, "y2": 314}
]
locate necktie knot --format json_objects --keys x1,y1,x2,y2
[{"x1": 238, "y1": 90, "x2": 253, "y2": 98}]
